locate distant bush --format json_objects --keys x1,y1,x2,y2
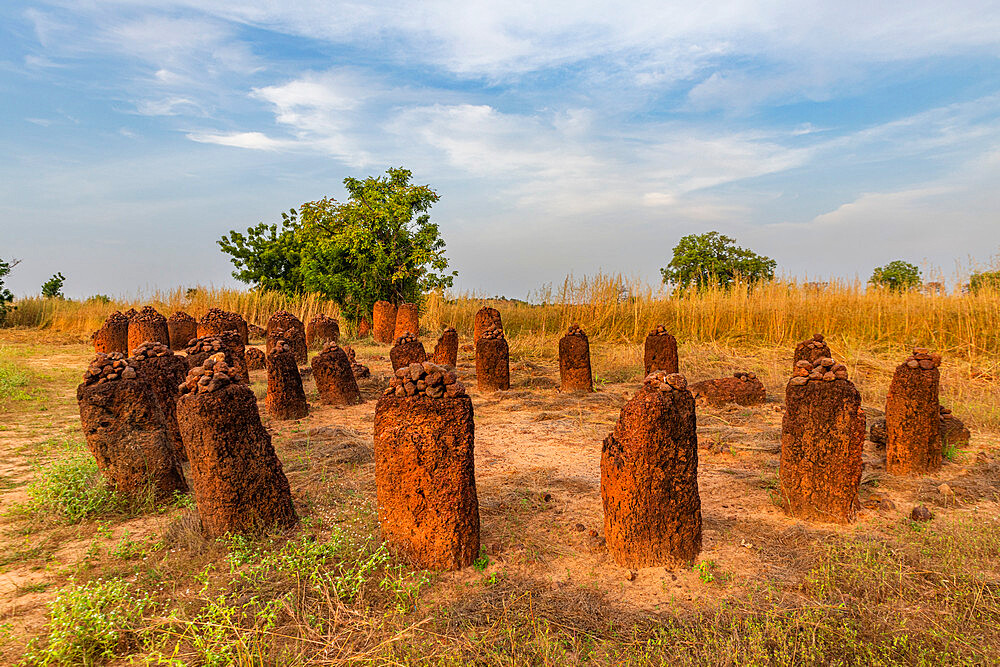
[
  {"x1": 970, "y1": 270, "x2": 1000, "y2": 293},
  {"x1": 41, "y1": 272, "x2": 66, "y2": 299},
  {"x1": 869, "y1": 261, "x2": 921, "y2": 292},
  {"x1": 86, "y1": 294, "x2": 111, "y2": 304},
  {"x1": 0, "y1": 257, "x2": 19, "y2": 325}
]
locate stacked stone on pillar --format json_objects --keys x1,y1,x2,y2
[
  {"x1": 177, "y1": 356, "x2": 298, "y2": 538},
  {"x1": 559, "y1": 324, "x2": 593, "y2": 392},
  {"x1": 375, "y1": 362, "x2": 479, "y2": 569},
  {"x1": 473, "y1": 307, "x2": 502, "y2": 345},
  {"x1": 886, "y1": 348, "x2": 943, "y2": 476},
  {"x1": 601, "y1": 371, "x2": 701, "y2": 569},
  {"x1": 373, "y1": 301, "x2": 397, "y2": 344},
  {"x1": 393, "y1": 303, "x2": 420, "y2": 340},
  {"x1": 431, "y1": 327, "x2": 459, "y2": 367},
  {"x1": 793, "y1": 333, "x2": 832, "y2": 368},
  {"x1": 198, "y1": 307, "x2": 248, "y2": 345},
  {"x1": 265, "y1": 339, "x2": 309, "y2": 420},
  {"x1": 390, "y1": 332, "x2": 427, "y2": 371},
  {"x1": 265, "y1": 310, "x2": 307, "y2": 364},
  {"x1": 312, "y1": 342, "x2": 363, "y2": 406},
  {"x1": 92, "y1": 311, "x2": 129, "y2": 354},
  {"x1": 244, "y1": 346, "x2": 265, "y2": 371},
  {"x1": 643, "y1": 325, "x2": 678, "y2": 375},
  {"x1": 167, "y1": 311, "x2": 197, "y2": 351},
  {"x1": 781, "y1": 357, "x2": 865, "y2": 523},
  {"x1": 690, "y1": 371, "x2": 766, "y2": 407},
  {"x1": 129, "y1": 342, "x2": 188, "y2": 461},
  {"x1": 127, "y1": 306, "x2": 169, "y2": 352},
  {"x1": 77, "y1": 353, "x2": 187, "y2": 500},
  {"x1": 475, "y1": 325, "x2": 510, "y2": 392},
  {"x1": 343, "y1": 346, "x2": 371, "y2": 379},
  {"x1": 185, "y1": 333, "x2": 247, "y2": 383},
  {"x1": 306, "y1": 313, "x2": 340, "y2": 349}
]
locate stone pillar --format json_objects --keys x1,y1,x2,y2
[
  {"x1": 473, "y1": 307, "x2": 502, "y2": 345},
  {"x1": 356, "y1": 317, "x2": 371, "y2": 339},
  {"x1": 793, "y1": 333, "x2": 832, "y2": 368},
  {"x1": 344, "y1": 346, "x2": 370, "y2": 379},
  {"x1": 312, "y1": 342, "x2": 362, "y2": 406},
  {"x1": 643, "y1": 325, "x2": 678, "y2": 375},
  {"x1": 393, "y1": 303, "x2": 420, "y2": 340},
  {"x1": 77, "y1": 353, "x2": 187, "y2": 500},
  {"x1": 244, "y1": 346, "x2": 265, "y2": 371},
  {"x1": 186, "y1": 333, "x2": 247, "y2": 384},
  {"x1": 167, "y1": 312, "x2": 197, "y2": 351},
  {"x1": 373, "y1": 301, "x2": 397, "y2": 344},
  {"x1": 177, "y1": 358, "x2": 298, "y2": 538},
  {"x1": 601, "y1": 371, "x2": 700, "y2": 569},
  {"x1": 886, "y1": 348, "x2": 942, "y2": 476},
  {"x1": 390, "y1": 333, "x2": 427, "y2": 371},
  {"x1": 127, "y1": 306, "x2": 169, "y2": 353},
  {"x1": 781, "y1": 358, "x2": 865, "y2": 523},
  {"x1": 559, "y1": 324, "x2": 593, "y2": 392},
  {"x1": 92, "y1": 311, "x2": 129, "y2": 354},
  {"x1": 265, "y1": 310, "x2": 307, "y2": 363},
  {"x1": 306, "y1": 313, "x2": 341, "y2": 349},
  {"x1": 198, "y1": 308, "x2": 248, "y2": 345},
  {"x1": 431, "y1": 327, "x2": 459, "y2": 367},
  {"x1": 265, "y1": 340, "x2": 309, "y2": 420},
  {"x1": 130, "y1": 342, "x2": 188, "y2": 462},
  {"x1": 690, "y1": 371, "x2": 765, "y2": 407},
  {"x1": 375, "y1": 363, "x2": 478, "y2": 570},
  {"x1": 475, "y1": 326, "x2": 510, "y2": 391}
]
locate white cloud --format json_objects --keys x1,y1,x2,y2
[{"x1": 186, "y1": 131, "x2": 293, "y2": 150}]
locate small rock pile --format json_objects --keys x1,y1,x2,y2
[
  {"x1": 565, "y1": 323, "x2": 586, "y2": 337},
  {"x1": 384, "y1": 361, "x2": 467, "y2": 399},
  {"x1": 903, "y1": 347, "x2": 942, "y2": 370},
  {"x1": 82, "y1": 353, "x2": 137, "y2": 385},
  {"x1": 733, "y1": 371, "x2": 757, "y2": 382},
  {"x1": 642, "y1": 370, "x2": 688, "y2": 392},
  {"x1": 394, "y1": 332, "x2": 419, "y2": 346},
  {"x1": 790, "y1": 358, "x2": 848, "y2": 386},
  {"x1": 179, "y1": 354, "x2": 234, "y2": 395},
  {"x1": 187, "y1": 336, "x2": 225, "y2": 356},
  {"x1": 344, "y1": 346, "x2": 370, "y2": 378},
  {"x1": 649, "y1": 324, "x2": 672, "y2": 337},
  {"x1": 793, "y1": 333, "x2": 832, "y2": 366},
  {"x1": 129, "y1": 341, "x2": 172, "y2": 363},
  {"x1": 245, "y1": 346, "x2": 265, "y2": 370},
  {"x1": 480, "y1": 325, "x2": 505, "y2": 340}
]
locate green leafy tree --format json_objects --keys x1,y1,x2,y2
[
  {"x1": 41, "y1": 272, "x2": 66, "y2": 299},
  {"x1": 969, "y1": 270, "x2": 1000, "y2": 293},
  {"x1": 0, "y1": 258, "x2": 19, "y2": 325},
  {"x1": 660, "y1": 231, "x2": 776, "y2": 288},
  {"x1": 869, "y1": 260, "x2": 921, "y2": 292},
  {"x1": 218, "y1": 168, "x2": 455, "y2": 321}
]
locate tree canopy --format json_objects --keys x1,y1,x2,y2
[
  {"x1": 869, "y1": 260, "x2": 921, "y2": 292},
  {"x1": 218, "y1": 168, "x2": 455, "y2": 322},
  {"x1": 0, "y1": 258, "x2": 18, "y2": 325},
  {"x1": 41, "y1": 272, "x2": 66, "y2": 299},
  {"x1": 660, "y1": 231, "x2": 776, "y2": 288}
]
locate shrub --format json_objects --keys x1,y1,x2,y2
[
  {"x1": 17, "y1": 449, "x2": 134, "y2": 523},
  {"x1": 869, "y1": 261, "x2": 921, "y2": 292},
  {"x1": 41, "y1": 273, "x2": 66, "y2": 299},
  {"x1": 969, "y1": 270, "x2": 1000, "y2": 293}
]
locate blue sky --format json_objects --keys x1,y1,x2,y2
[{"x1": 2, "y1": 1, "x2": 999, "y2": 298}]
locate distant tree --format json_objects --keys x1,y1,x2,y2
[
  {"x1": 660, "y1": 231, "x2": 776, "y2": 288},
  {"x1": 869, "y1": 261, "x2": 921, "y2": 292},
  {"x1": 86, "y1": 294, "x2": 112, "y2": 304},
  {"x1": 969, "y1": 270, "x2": 1000, "y2": 293},
  {"x1": 0, "y1": 258, "x2": 19, "y2": 325},
  {"x1": 41, "y1": 272, "x2": 65, "y2": 299}
]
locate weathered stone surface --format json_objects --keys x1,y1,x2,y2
[
  {"x1": 197, "y1": 308, "x2": 248, "y2": 345},
  {"x1": 373, "y1": 301, "x2": 397, "y2": 344},
  {"x1": 393, "y1": 303, "x2": 420, "y2": 340},
  {"x1": 559, "y1": 324, "x2": 593, "y2": 393},
  {"x1": 306, "y1": 313, "x2": 340, "y2": 349},
  {"x1": 77, "y1": 365, "x2": 187, "y2": 501},
  {"x1": 473, "y1": 307, "x2": 502, "y2": 344},
  {"x1": 689, "y1": 372, "x2": 765, "y2": 406},
  {"x1": 265, "y1": 311, "x2": 307, "y2": 364},
  {"x1": 356, "y1": 317, "x2": 371, "y2": 338},
  {"x1": 265, "y1": 341, "x2": 309, "y2": 420},
  {"x1": 344, "y1": 346, "x2": 370, "y2": 379},
  {"x1": 177, "y1": 382, "x2": 298, "y2": 538},
  {"x1": 166, "y1": 311, "x2": 197, "y2": 351},
  {"x1": 128, "y1": 306, "x2": 169, "y2": 353},
  {"x1": 780, "y1": 374, "x2": 865, "y2": 523},
  {"x1": 374, "y1": 393, "x2": 479, "y2": 570},
  {"x1": 390, "y1": 333, "x2": 427, "y2": 371},
  {"x1": 939, "y1": 407, "x2": 970, "y2": 450},
  {"x1": 186, "y1": 333, "x2": 247, "y2": 383},
  {"x1": 886, "y1": 350, "x2": 942, "y2": 476},
  {"x1": 244, "y1": 346, "x2": 265, "y2": 371},
  {"x1": 601, "y1": 371, "x2": 701, "y2": 569},
  {"x1": 130, "y1": 342, "x2": 188, "y2": 461},
  {"x1": 431, "y1": 327, "x2": 459, "y2": 367},
  {"x1": 312, "y1": 343, "x2": 362, "y2": 406},
  {"x1": 383, "y1": 361, "x2": 467, "y2": 399},
  {"x1": 247, "y1": 324, "x2": 265, "y2": 342},
  {"x1": 869, "y1": 416, "x2": 887, "y2": 447},
  {"x1": 475, "y1": 327, "x2": 509, "y2": 391},
  {"x1": 793, "y1": 333, "x2": 832, "y2": 368},
  {"x1": 643, "y1": 325, "x2": 678, "y2": 375},
  {"x1": 92, "y1": 311, "x2": 129, "y2": 354}
]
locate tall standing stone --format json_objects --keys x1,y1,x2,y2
[
  {"x1": 643, "y1": 325, "x2": 678, "y2": 375},
  {"x1": 129, "y1": 342, "x2": 188, "y2": 461},
  {"x1": 431, "y1": 327, "x2": 459, "y2": 367},
  {"x1": 311, "y1": 342, "x2": 362, "y2": 406},
  {"x1": 265, "y1": 310, "x2": 307, "y2": 363},
  {"x1": 373, "y1": 301, "x2": 397, "y2": 344},
  {"x1": 306, "y1": 313, "x2": 341, "y2": 349},
  {"x1": 473, "y1": 307, "x2": 502, "y2": 345},
  {"x1": 559, "y1": 324, "x2": 593, "y2": 392},
  {"x1": 127, "y1": 306, "x2": 169, "y2": 352},
  {"x1": 92, "y1": 311, "x2": 129, "y2": 354},
  {"x1": 475, "y1": 326, "x2": 510, "y2": 392},
  {"x1": 393, "y1": 303, "x2": 420, "y2": 340},
  {"x1": 167, "y1": 311, "x2": 197, "y2": 351},
  {"x1": 886, "y1": 348, "x2": 943, "y2": 476},
  {"x1": 265, "y1": 340, "x2": 309, "y2": 420}
]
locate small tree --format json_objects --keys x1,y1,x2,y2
[
  {"x1": 0, "y1": 258, "x2": 19, "y2": 325},
  {"x1": 660, "y1": 231, "x2": 776, "y2": 288},
  {"x1": 41, "y1": 272, "x2": 65, "y2": 299},
  {"x1": 969, "y1": 270, "x2": 1000, "y2": 293},
  {"x1": 869, "y1": 261, "x2": 921, "y2": 292}
]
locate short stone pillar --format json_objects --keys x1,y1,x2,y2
[
  {"x1": 559, "y1": 324, "x2": 593, "y2": 392},
  {"x1": 266, "y1": 311, "x2": 306, "y2": 363},
  {"x1": 886, "y1": 348, "x2": 942, "y2": 476},
  {"x1": 690, "y1": 371, "x2": 765, "y2": 407},
  {"x1": 390, "y1": 333, "x2": 427, "y2": 371},
  {"x1": 127, "y1": 306, "x2": 169, "y2": 353},
  {"x1": 473, "y1": 307, "x2": 502, "y2": 344},
  {"x1": 265, "y1": 340, "x2": 309, "y2": 420},
  {"x1": 781, "y1": 358, "x2": 865, "y2": 523},
  {"x1": 186, "y1": 333, "x2": 247, "y2": 383},
  {"x1": 312, "y1": 342, "x2": 362, "y2": 406},
  {"x1": 247, "y1": 323, "x2": 265, "y2": 342},
  {"x1": 375, "y1": 363, "x2": 479, "y2": 569},
  {"x1": 177, "y1": 357, "x2": 298, "y2": 538},
  {"x1": 373, "y1": 301, "x2": 397, "y2": 344},
  {"x1": 198, "y1": 308, "x2": 248, "y2": 345},
  {"x1": 393, "y1": 303, "x2": 420, "y2": 340},
  {"x1": 167, "y1": 312, "x2": 197, "y2": 351},
  {"x1": 92, "y1": 311, "x2": 129, "y2": 354},
  {"x1": 130, "y1": 342, "x2": 188, "y2": 461},
  {"x1": 344, "y1": 346, "x2": 371, "y2": 379},
  {"x1": 356, "y1": 317, "x2": 371, "y2": 338},
  {"x1": 306, "y1": 313, "x2": 340, "y2": 349},
  {"x1": 643, "y1": 325, "x2": 678, "y2": 375},
  {"x1": 601, "y1": 371, "x2": 701, "y2": 569},
  {"x1": 793, "y1": 333, "x2": 832, "y2": 368},
  {"x1": 244, "y1": 346, "x2": 265, "y2": 371},
  {"x1": 431, "y1": 327, "x2": 459, "y2": 367},
  {"x1": 475, "y1": 326, "x2": 510, "y2": 391},
  {"x1": 77, "y1": 353, "x2": 187, "y2": 500}
]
